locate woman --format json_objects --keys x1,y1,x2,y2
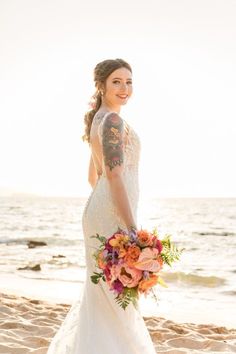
[{"x1": 47, "y1": 59, "x2": 156, "y2": 353}]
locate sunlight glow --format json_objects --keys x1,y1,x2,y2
[{"x1": 0, "y1": 0, "x2": 235, "y2": 198}]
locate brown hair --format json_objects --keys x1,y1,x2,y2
[{"x1": 82, "y1": 58, "x2": 132, "y2": 143}]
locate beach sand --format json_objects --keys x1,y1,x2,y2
[{"x1": 0, "y1": 292, "x2": 236, "y2": 354}]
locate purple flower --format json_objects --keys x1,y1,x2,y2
[
  {"x1": 143, "y1": 271, "x2": 149, "y2": 279},
  {"x1": 129, "y1": 229, "x2": 137, "y2": 242},
  {"x1": 113, "y1": 279, "x2": 124, "y2": 294},
  {"x1": 112, "y1": 249, "x2": 117, "y2": 263},
  {"x1": 105, "y1": 242, "x2": 113, "y2": 252}
]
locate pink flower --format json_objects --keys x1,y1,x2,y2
[
  {"x1": 153, "y1": 237, "x2": 163, "y2": 253},
  {"x1": 104, "y1": 260, "x2": 113, "y2": 282},
  {"x1": 133, "y1": 247, "x2": 163, "y2": 272},
  {"x1": 88, "y1": 94, "x2": 97, "y2": 110},
  {"x1": 111, "y1": 263, "x2": 142, "y2": 288}
]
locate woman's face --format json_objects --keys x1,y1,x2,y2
[{"x1": 103, "y1": 67, "x2": 133, "y2": 109}]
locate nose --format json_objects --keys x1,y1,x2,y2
[{"x1": 120, "y1": 82, "x2": 129, "y2": 92}]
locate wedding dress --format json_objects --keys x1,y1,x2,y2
[{"x1": 46, "y1": 112, "x2": 157, "y2": 354}]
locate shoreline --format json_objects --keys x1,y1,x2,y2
[
  {"x1": 0, "y1": 291, "x2": 236, "y2": 354},
  {"x1": 1, "y1": 272, "x2": 236, "y2": 329}
]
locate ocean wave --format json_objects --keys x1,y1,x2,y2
[
  {"x1": 18, "y1": 273, "x2": 85, "y2": 283},
  {"x1": 188, "y1": 247, "x2": 199, "y2": 251},
  {"x1": 0, "y1": 237, "x2": 83, "y2": 247},
  {"x1": 229, "y1": 215, "x2": 236, "y2": 219},
  {"x1": 8, "y1": 206, "x2": 22, "y2": 210},
  {"x1": 220, "y1": 290, "x2": 236, "y2": 296},
  {"x1": 0, "y1": 237, "x2": 25, "y2": 244},
  {"x1": 193, "y1": 231, "x2": 236, "y2": 237},
  {"x1": 0, "y1": 237, "x2": 47, "y2": 245},
  {"x1": 161, "y1": 271, "x2": 226, "y2": 287}
]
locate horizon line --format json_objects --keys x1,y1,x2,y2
[{"x1": 0, "y1": 192, "x2": 235, "y2": 199}]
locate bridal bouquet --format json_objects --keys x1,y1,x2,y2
[{"x1": 90, "y1": 227, "x2": 183, "y2": 310}]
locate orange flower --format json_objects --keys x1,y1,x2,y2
[
  {"x1": 118, "y1": 246, "x2": 127, "y2": 258},
  {"x1": 157, "y1": 255, "x2": 163, "y2": 267},
  {"x1": 124, "y1": 244, "x2": 141, "y2": 266},
  {"x1": 137, "y1": 230, "x2": 154, "y2": 247},
  {"x1": 97, "y1": 251, "x2": 106, "y2": 269},
  {"x1": 109, "y1": 234, "x2": 129, "y2": 248},
  {"x1": 109, "y1": 233, "x2": 129, "y2": 259},
  {"x1": 138, "y1": 274, "x2": 159, "y2": 293}
]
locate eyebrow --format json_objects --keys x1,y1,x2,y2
[{"x1": 112, "y1": 77, "x2": 132, "y2": 80}]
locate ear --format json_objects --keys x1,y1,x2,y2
[{"x1": 98, "y1": 83, "x2": 105, "y2": 94}]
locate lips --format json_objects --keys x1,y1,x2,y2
[{"x1": 117, "y1": 95, "x2": 128, "y2": 99}]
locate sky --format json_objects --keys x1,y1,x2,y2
[{"x1": 0, "y1": 0, "x2": 236, "y2": 198}]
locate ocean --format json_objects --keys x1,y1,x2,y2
[{"x1": 0, "y1": 196, "x2": 236, "y2": 328}]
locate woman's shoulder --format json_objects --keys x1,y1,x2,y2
[
  {"x1": 95, "y1": 110, "x2": 121, "y2": 120},
  {"x1": 95, "y1": 110, "x2": 125, "y2": 129},
  {"x1": 96, "y1": 111, "x2": 128, "y2": 141}
]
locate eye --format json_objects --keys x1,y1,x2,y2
[{"x1": 112, "y1": 80, "x2": 133, "y2": 85}]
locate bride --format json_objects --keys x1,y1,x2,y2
[{"x1": 46, "y1": 58, "x2": 157, "y2": 353}]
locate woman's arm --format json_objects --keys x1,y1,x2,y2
[
  {"x1": 88, "y1": 154, "x2": 98, "y2": 189},
  {"x1": 101, "y1": 112, "x2": 137, "y2": 231}
]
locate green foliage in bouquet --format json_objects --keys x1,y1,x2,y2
[
  {"x1": 90, "y1": 272, "x2": 105, "y2": 284},
  {"x1": 160, "y1": 234, "x2": 184, "y2": 267},
  {"x1": 115, "y1": 287, "x2": 139, "y2": 310},
  {"x1": 90, "y1": 233, "x2": 107, "y2": 247}
]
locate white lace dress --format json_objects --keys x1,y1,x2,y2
[{"x1": 46, "y1": 112, "x2": 157, "y2": 354}]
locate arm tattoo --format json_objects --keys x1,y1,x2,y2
[{"x1": 102, "y1": 113, "x2": 124, "y2": 171}]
